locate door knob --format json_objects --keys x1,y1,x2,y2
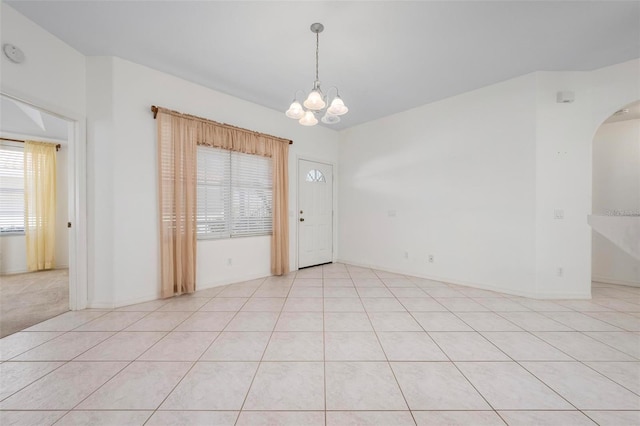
[{"x1": 299, "y1": 218, "x2": 305, "y2": 222}]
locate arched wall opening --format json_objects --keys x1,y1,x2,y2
[{"x1": 590, "y1": 100, "x2": 640, "y2": 289}]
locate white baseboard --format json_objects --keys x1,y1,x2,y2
[
  {"x1": 1, "y1": 265, "x2": 70, "y2": 275},
  {"x1": 1, "y1": 269, "x2": 26, "y2": 275},
  {"x1": 88, "y1": 292, "x2": 162, "y2": 310},
  {"x1": 197, "y1": 271, "x2": 270, "y2": 291},
  {"x1": 87, "y1": 272, "x2": 271, "y2": 310},
  {"x1": 337, "y1": 258, "x2": 591, "y2": 300},
  {"x1": 593, "y1": 275, "x2": 640, "y2": 288}
]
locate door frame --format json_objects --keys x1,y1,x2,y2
[
  {"x1": 1, "y1": 90, "x2": 88, "y2": 310},
  {"x1": 296, "y1": 155, "x2": 337, "y2": 270}
]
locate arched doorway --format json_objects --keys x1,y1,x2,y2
[{"x1": 590, "y1": 100, "x2": 640, "y2": 292}]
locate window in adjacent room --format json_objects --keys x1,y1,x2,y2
[
  {"x1": 197, "y1": 146, "x2": 272, "y2": 239},
  {"x1": 0, "y1": 143, "x2": 24, "y2": 234}
]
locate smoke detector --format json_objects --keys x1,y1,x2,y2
[{"x1": 3, "y1": 44, "x2": 25, "y2": 64}]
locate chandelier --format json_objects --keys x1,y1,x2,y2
[{"x1": 285, "y1": 23, "x2": 349, "y2": 126}]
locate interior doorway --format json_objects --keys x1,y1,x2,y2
[
  {"x1": 297, "y1": 158, "x2": 333, "y2": 269},
  {"x1": 0, "y1": 95, "x2": 76, "y2": 337},
  {"x1": 590, "y1": 100, "x2": 640, "y2": 291}
]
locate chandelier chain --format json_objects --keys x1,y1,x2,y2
[{"x1": 315, "y1": 32, "x2": 319, "y2": 82}]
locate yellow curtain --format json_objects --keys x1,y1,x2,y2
[
  {"x1": 24, "y1": 141, "x2": 57, "y2": 271},
  {"x1": 155, "y1": 107, "x2": 290, "y2": 297}
]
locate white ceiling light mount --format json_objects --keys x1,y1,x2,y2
[{"x1": 285, "y1": 23, "x2": 348, "y2": 127}]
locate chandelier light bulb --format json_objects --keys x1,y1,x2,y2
[
  {"x1": 299, "y1": 110, "x2": 318, "y2": 126},
  {"x1": 304, "y1": 89, "x2": 326, "y2": 111},
  {"x1": 321, "y1": 113, "x2": 340, "y2": 124},
  {"x1": 327, "y1": 96, "x2": 349, "y2": 116},
  {"x1": 285, "y1": 101, "x2": 304, "y2": 119}
]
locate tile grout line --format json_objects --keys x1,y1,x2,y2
[
  {"x1": 371, "y1": 269, "x2": 502, "y2": 422},
  {"x1": 59, "y1": 298, "x2": 211, "y2": 421},
  {"x1": 3, "y1": 265, "x2": 639, "y2": 422},
  {"x1": 232, "y1": 273, "x2": 296, "y2": 426},
  {"x1": 473, "y1": 304, "x2": 640, "y2": 415},
  {"x1": 0, "y1": 330, "x2": 97, "y2": 403},
  {"x1": 378, "y1": 273, "x2": 623, "y2": 420},
  {"x1": 357, "y1": 269, "x2": 417, "y2": 425},
  {"x1": 448, "y1": 312, "x2": 585, "y2": 415},
  {"x1": 454, "y1": 306, "x2": 620, "y2": 417},
  {"x1": 0, "y1": 304, "x2": 188, "y2": 407},
  {"x1": 144, "y1": 277, "x2": 267, "y2": 426},
  {"x1": 2, "y1": 312, "x2": 141, "y2": 410},
  {"x1": 322, "y1": 268, "x2": 327, "y2": 426},
  {"x1": 4, "y1": 309, "x2": 113, "y2": 361},
  {"x1": 49, "y1": 291, "x2": 225, "y2": 422}
]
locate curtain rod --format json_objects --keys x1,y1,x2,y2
[
  {"x1": 150, "y1": 105, "x2": 293, "y2": 145},
  {"x1": 0, "y1": 137, "x2": 61, "y2": 151}
]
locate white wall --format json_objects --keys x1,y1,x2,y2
[
  {"x1": 85, "y1": 57, "x2": 116, "y2": 306},
  {"x1": 0, "y1": 3, "x2": 85, "y2": 118},
  {"x1": 1, "y1": 2, "x2": 339, "y2": 308},
  {"x1": 591, "y1": 119, "x2": 640, "y2": 286},
  {"x1": 1, "y1": 3, "x2": 87, "y2": 309},
  {"x1": 339, "y1": 60, "x2": 640, "y2": 299},
  {"x1": 534, "y1": 60, "x2": 640, "y2": 298},
  {"x1": 533, "y1": 71, "x2": 595, "y2": 298},
  {"x1": 338, "y1": 74, "x2": 539, "y2": 296},
  {"x1": 4, "y1": 2, "x2": 638, "y2": 304},
  {"x1": 86, "y1": 56, "x2": 340, "y2": 307},
  {"x1": 0, "y1": 3, "x2": 81, "y2": 274}
]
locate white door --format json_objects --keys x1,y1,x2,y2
[{"x1": 298, "y1": 159, "x2": 333, "y2": 268}]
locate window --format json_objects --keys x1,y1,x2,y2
[
  {"x1": 306, "y1": 169, "x2": 326, "y2": 183},
  {"x1": 0, "y1": 144, "x2": 24, "y2": 234},
  {"x1": 197, "y1": 146, "x2": 272, "y2": 239}
]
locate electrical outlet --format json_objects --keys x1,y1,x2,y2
[
  {"x1": 227, "y1": 258, "x2": 233, "y2": 266},
  {"x1": 428, "y1": 254, "x2": 434, "y2": 263},
  {"x1": 554, "y1": 209, "x2": 564, "y2": 219},
  {"x1": 557, "y1": 267, "x2": 563, "y2": 277},
  {"x1": 403, "y1": 251, "x2": 409, "y2": 259},
  {"x1": 388, "y1": 210, "x2": 397, "y2": 218}
]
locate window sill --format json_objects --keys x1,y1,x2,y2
[
  {"x1": 0, "y1": 232, "x2": 26, "y2": 237},
  {"x1": 197, "y1": 234, "x2": 272, "y2": 241}
]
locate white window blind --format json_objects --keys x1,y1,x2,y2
[
  {"x1": 197, "y1": 146, "x2": 231, "y2": 238},
  {"x1": 231, "y1": 151, "x2": 273, "y2": 237},
  {"x1": 197, "y1": 146, "x2": 272, "y2": 239},
  {"x1": 0, "y1": 144, "x2": 25, "y2": 234}
]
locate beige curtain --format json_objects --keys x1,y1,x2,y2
[
  {"x1": 154, "y1": 107, "x2": 290, "y2": 295},
  {"x1": 270, "y1": 141, "x2": 290, "y2": 275},
  {"x1": 24, "y1": 141, "x2": 57, "y2": 272},
  {"x1": 157, "y1": 112, "x2": 198, "y2": 298}
]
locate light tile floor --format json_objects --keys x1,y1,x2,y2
[{"x1": 1, "y1": 263, "x2": 639, "y2": 425}]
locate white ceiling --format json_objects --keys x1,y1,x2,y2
[
  {"x1": 6, "y1": 1, "x2": 640, "y2": 130},
  {"x1": 0, "y1": 95, "x2": 69, "y2": 142}
]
